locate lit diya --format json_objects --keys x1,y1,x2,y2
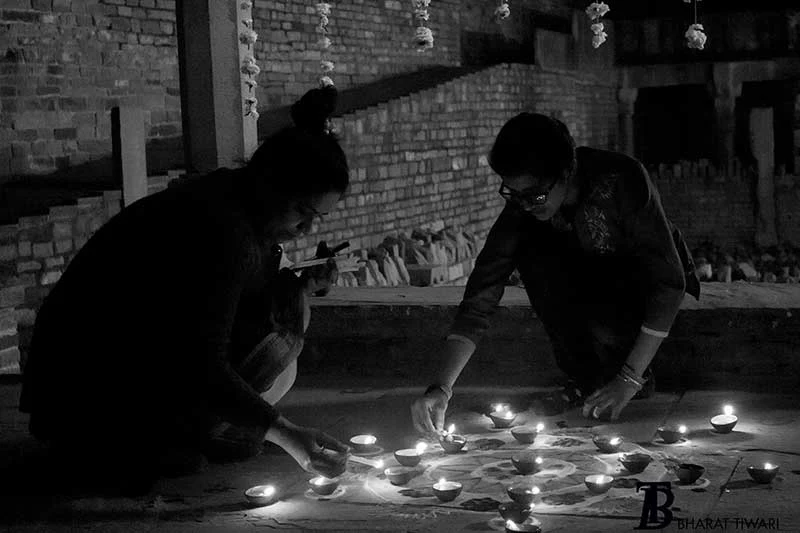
[
  {"x1": 505, "y1": 519, "x2": 542, "y2": 533},
  {"x1": 432, "y1": 478, "x2": 462, "y2": 502},
  {"x1": 676, "y1": 463, "x2": 705, "y2": 485},
  {"x1": 593, "y1": 435, "x2": 623, "y2": 453},
  {"x1": 384, "y1": 467, "x2": 414, "y2": 486},
  {"x1": 747, "y1": 462, "x2": 779, "y2": 484},
  {"x1": 244, "y1": 484, "x2": 278, "y2": 506},
  {"x1": 498, "y1": 501, "x2": 533, "y2": 523},
  {"x1": 511, "y1": 423, "x2": 545, "y2": 444},
  {"x1": 619, "y1": 453, "x2": 653, "y2": 474},
  {"x1": 584, "y1": 474, "x2": 614, "y2": 494},
  {"x1": 489, "y1": 403, "x2": 517, "y2": 428},
  {"x1": 506, "y1": 483, "x2": 540, "y2": 505},
  {"x1": 439, "y1": 424, "x2": 467, "y2": 454},
  {"x1": 657, "y1": 424, "x2": 687, "y2": 444},
  {"x1": 309, "y1": 476, "x2": 340, "y2": 495},
  {"x1": 394, "y1": 442, "x2": 427, "y2": 467},
  {"x1": 512, "y1": 453, "x2": 544, "y2": 475},
  {"x1": 710, "y1": 405, "x2": 738, "y2": 433},
  {"x1": 349, "y1": 434, "x2": 378, "y2": 453}
]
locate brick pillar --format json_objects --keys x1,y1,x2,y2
[
  {"x1": 176, "y1": 0, "x2": 258, "y2": 174},
  {"x1": 750, "y1": 107, "x2": 778, "y2": 247},
  {"x1": 711, "y1": 63, "x2": 742, "y2": 168},
  {"x1": 618, "y1": 88, "x2": 638, "y2": 157}
]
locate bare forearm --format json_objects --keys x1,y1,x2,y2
[
  {"x1": 624, "y1": 330, "x2": 665, "y2": 376},
  {"x1": 434, "y1": 335, "x2": 477, "y2": 390}
]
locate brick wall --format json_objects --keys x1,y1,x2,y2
[
  {"x1": 0, "y1": 0, "x2": 182, "y2": 179},
  {"x1": 279, "y1": 62, "x2": 619, "y2": 263},
  {"x1": 649, "y1": 160, "x2": 800, "y2": 249}
]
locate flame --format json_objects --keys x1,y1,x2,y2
[
  {"x1": 723, "y1": 405, "x2": 734, "y2": 416},
  {"x1": 507, "y1": 411, "x2": 515, "y2": 418},
  {"x1": 375, "y1": 459, "x2": 384, "y2": 468},
  {"x1": 439, "y1": 477, "x2": 446, "y2": 485},
  {"x1": 531, "y1": 486, "x2": 541, "y2": 495},
  {"x1": 415, "y1": 442, "x2": 428, "y2": 454},
  {"x1": 535, "y1": 456, "x2": 543, "y2": 464},
  {"x1": 679, "y1": 425, "x2": 687, "y2": 434},
  {"x1": 536, "y1": 423, "x2": 545, "y2": 432},
  {"x1": 261, "y1": 485, "x2": 275, "y2": 497},
  {"x1": 495, "y1": 404, "x2": 504, "y2": 412},
  {"x1": 609, "y1": 437, "x2": 621, "y2": 445},
  {"x1": 447, "y1": 424, "x2": 455, "y2": 435},
  {"x1": 764, "y1": 462, "x2": 775, "y2": 470}
]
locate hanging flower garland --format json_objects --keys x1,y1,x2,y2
[
  {"x1": 494, "y1": 0, "x2": 510, "y2": 23},
  {"x1": 684, "y1": 0, "x2": 707, "y2": 50},
  {"x1": 412, "y1": 0, "x2": 434, "y2": 52},
  {"x1": 585, "y1": 2, "x2": 610, "y2": 49},
  {"x1": 316, "y1": 3, "x2": 335, "y2": 87},
  {"x1": 239, "y1": 6, "x2": 260, "y2": 120}
]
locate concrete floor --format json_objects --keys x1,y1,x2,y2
[{"x1": 1, "y1": 381, "x2": 798, "y2": 533}]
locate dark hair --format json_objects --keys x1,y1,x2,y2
[
  {"x1": 489, "y1": 112, "x2": 576, "y2": 180},
  {"x1": 246, "y1": 86, "x2": 349, "y2": 199}
]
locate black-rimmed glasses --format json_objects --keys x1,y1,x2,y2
[{"x1": 498, "y1": 179, "x2": 559, "y2": 208}]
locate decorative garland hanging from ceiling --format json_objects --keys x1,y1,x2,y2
[
  {"x1": 585, "y1": 2, "x2": 610, "y2": 49},
  {"x1": 684, "y1": 0, "x2": 707, "y2": 50},
  {"x1": 413, "y1": 0, "x2": 434, "y2": 52},
  {"x1": 239, "y1": 1, "x2": 260, "y2": 119},
  {"x1": 494, "y1": 0, "x2": 510, "y2": 23},
  {"x1": 316, "y1": 3, "x2": 335, "y2": 87}
]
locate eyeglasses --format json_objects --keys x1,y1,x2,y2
[{"x1": 498, "y1": 179, "x2": 559, "y2": 208}]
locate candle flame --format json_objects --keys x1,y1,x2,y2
[
  {"x1": 764, "y1": 462, "x2": 774, "y2": 470},
  {"x1": 610, "y1": 437, "x2": 621, "y2": 445},
  {"x1": 262, "y1": 485, "x2": 275, "y2": 497},
  {"x1": 494, "y1": 404, "x2": 504, "y2": 412},
  {"x1": 439, "y1": 477, "x2": 446, "y2": 485},
  {"x1": 536, "y1": 423, "x2": 545, "y2": 432},
  {"x1": 723, "y1": 405, "x2": 734, "y2": 416},
  {"x1": 532, "y1": 486, "x2": 540, "y2": 494},
  {"x1": 679, "y1": 425, "x2": 687, "y2": 433},
  {"x1": 415, "y1": 442, "x2": 427, "y2": 454},
  {"x1": 505, "y1": 520, "x2": 515, "y2": 529},
  {"x1": 447, "y1": 424, "x2": 455, "y2": 434},
  {"x1": 376, "y1": 459, "x2": 384, "y2": 468},
  {"x1": 507, "y1": 411, "x2": 515, "y2": 418},
  {"x1": 535, "y1": 456, "x2": 543, "y2": 464}
]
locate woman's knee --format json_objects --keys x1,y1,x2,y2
[{"x1": 260, "y1": 360, "x2": 297, "y2": 405}]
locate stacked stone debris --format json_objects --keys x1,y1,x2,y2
[
  {"x1": 332, "y1": 227, "x2": 484, "y2": 288},
  {"x1": 692, "y1": 241, "x2": 800, "y2": 283}
]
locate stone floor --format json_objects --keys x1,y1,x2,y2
[{"x1": 1, "y1": 379, "x2": 798, "y2": 533}]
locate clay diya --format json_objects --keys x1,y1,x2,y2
[
  {"x1": 244, "y1": 485, "x2": 278, "y2": 506},
  {"x1": 747, "y1": 463, "x2": 779, "y2": 484},
  {"x1": 309, "y1": 476, "x2": 340, "y2": 496},
  {"x1": 394, "y1": 442, "x2": 427, "y2": 467},
  {"x1": 498, "y1": 501, "x2": 533, "y2": 523},
  {"x1": 511, "y1": 423, "x2": 544, "y2": 444},
  {"x1": 619, "y1": 453, "x2": 653, "y2": 474},
  {"x1": 439, "y1": 424, "x2": 467, "y2": 454},
  {"x1": 593, "y1": 435, "x2": 623, "y2": 453},
  {"x1": 432, "y1": 478, "x2": 462, "y2": 502},
  {"x1": 505, "y1": 520, "x2": 542, "y2": 533},
  {"x1": 384, "y1": 467, "x2": 414, "y2": 486},
  {"x1": 506, "y1": 483, "x2": 540, "y2": 505},
  {"x1": 710, "y1": 405, "x2": 738, "y2": 434},
  {"x1": 657, "y1": 424, "x2": 687, "y2": 444},
  {"x1": 512, "y1": 453, "x2": 544, "y2": 475},
  {"x1": 584, "y1": 474, "x2": 614, "y2": 494},
  {"x1": 349, "y1": 434, "x2": 378, "y2": 453},
  {"x1": 676, "y1": 464, "x2": 705, "y2": 485},
  {"x1": 489, "y1": 404, "x2": 517, "y2": 428}
]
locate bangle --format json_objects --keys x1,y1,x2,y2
[
  {"x1": 615, "y1": 372, "x2": 644, "y2": 390},
  {"x1": 425, "y1": 384, "x2": 453, "y2": 400}
]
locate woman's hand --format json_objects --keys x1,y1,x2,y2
[
  {"x1": 301, "y1": 258, "x2": 338, "y2": 296},
  {"x1": 266, "y1": 417, "x2": 350, "y2": 478},
  {"x1": 581, "y1": 376, "x2": 639, "y2": 422},
  {"x1": 411, "y1": 388, "x2": 449, "y2": 437}
]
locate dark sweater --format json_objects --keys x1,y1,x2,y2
[
  {"x1": 452, "y1": 147, "x2": 697, "y2": 344},
  {"x1": 20, "y1": 169, "x2": 284, "y2": 441}
]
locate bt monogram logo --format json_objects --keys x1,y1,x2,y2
[{"x1": 635, "y1": 481, "x2": 675, "y2": 530}]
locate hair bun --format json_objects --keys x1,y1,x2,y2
[{"x1": 291, "y1": 86, "x2": 338, "y2": 134}]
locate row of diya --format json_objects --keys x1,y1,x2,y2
[{"x1": 243, "y1": 403, "x2": 779, "y2": 526}]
